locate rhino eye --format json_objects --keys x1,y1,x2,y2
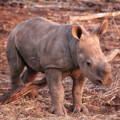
[{"x1": 86, "y1": 60, "x2": 92, "y2": 67}]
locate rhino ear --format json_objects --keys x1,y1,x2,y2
[
  {"x1": 94, "y1": 19, "x2": 109, "y2": 36},
  {"x1": 71, "y1": 26, "x2": 82, "y2": 40}
]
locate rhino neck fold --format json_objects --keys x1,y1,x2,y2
[{"x1": 66, "y1": 26, "x2": 79, "y2": 69}]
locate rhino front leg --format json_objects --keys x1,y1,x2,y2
[
  {"x1": 45, "y1": 69, "x2": 66, "y2": 116},
  {"x1": 72, "y1": 73, "x2": 88, "y2": 114}
]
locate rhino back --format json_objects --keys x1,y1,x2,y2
[{"x1": 11, "y1": 17, "x2": 74, "y2": 72}]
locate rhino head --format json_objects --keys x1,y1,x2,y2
[{"x1": 71, "y1": 20, "x2": 112, "y2": 86}]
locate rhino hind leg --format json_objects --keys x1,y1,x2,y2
[
  {"x1": 21, "y1": 67, "x2": 38, "y2": 98},
  {"x1": 7, "y1": 49, "x2": 25, "y2": 91}
]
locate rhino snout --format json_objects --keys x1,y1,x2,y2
[
  {"x1": 97, "y1": 62, "x2": 111, "y2": 76},
  {"x1": 96, "y1": 62, "x2": 112, "y2": 86}
]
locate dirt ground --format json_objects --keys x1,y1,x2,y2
[{"x1": 0, "y1": 0, "x2": 120, "y2": 120}]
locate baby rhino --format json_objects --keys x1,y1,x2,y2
[{"x1": 6, "y1": 17, "x2": 112, "y2": 116}]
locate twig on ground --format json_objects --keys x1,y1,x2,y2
[
  {"x1": 70, "y1": 11, "x2": 120, "y2": 23},
  {"x1": 106, "y1": 49, "x2": 120, "y2": 62}
]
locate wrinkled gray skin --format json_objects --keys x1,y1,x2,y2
[{"x1": 6, "y1": 17, "x2": 112, "y2": 116}]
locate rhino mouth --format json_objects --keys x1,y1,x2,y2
[
  {"x1": 94, "y1": 79, "x2": 102, "y2": 85},
  {"x1": 92, "y1": 77, "x2": 112, "y2": 86}
]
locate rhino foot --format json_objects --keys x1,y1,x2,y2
[
  {"x1": 50, "y1": 104, "x2": 67, "y2": 116},
  {"x1": 73, "y1": 104, "x2": 89, "y2": 114}
]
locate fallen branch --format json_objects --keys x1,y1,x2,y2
[
  {"x1": 0, "y1": 78, "x2": 47, "y2": 104},
  {"x1": 106, "y1": 49, "x2": 120, "y2": 62},
  {"x1": 70, "y1": 11, "x2": 120, "y2": 22},
  {"x1": 3, "y1": 83, "x2": 38, "y2": 104},
  {"x1": 30, "y1": 4, "x2": 84, "y2": 12}
]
